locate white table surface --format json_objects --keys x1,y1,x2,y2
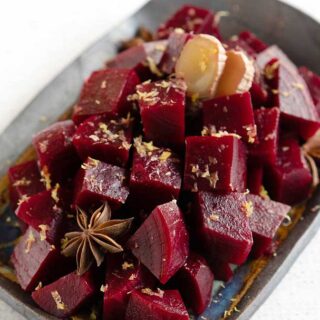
[{"x1": 0, "y1": 0, "x2": 319, "y2": 319}]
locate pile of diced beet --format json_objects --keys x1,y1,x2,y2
[{"x1": 8, "y1": 4, "x2": 320, "y2": 319}]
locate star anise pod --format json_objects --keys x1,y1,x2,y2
[
  {"x1": 119, "y1": 26, "x2": 154, "y2": 51},
  {"x1": 61, "y1": 202, "x2": 133, "y2": 275}
]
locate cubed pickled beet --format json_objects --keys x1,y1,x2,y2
[
  {"x1": 226, "y1": 31, "x2": 267, "y2": 58},
  {"x1": 202, "y1": 92, "x2": 256, "y2": 143},
  {"x1": 257, "y1": 46, "x2": 302, "y2": 89},
  {"x1": 128, "y1": 200, "x2": 189, "y2": 284},
  {"x1": 129, "y1": 140, "x2": 182, "y2": 212},
  {"x1": 208, "y1": 259, "x2": 233, "y2": 282},
  {"x1": 184, "y1": 135, "x2": 247, "y2": 193},
  {"x1": 32, "y1": 271, "x2": 95, "y2": 318},
  {"x1": 238, "y1": 31, "x2": 268, "y2": 54},
  {"x1": 299, "y1": 66, "x2": 320, "y2": 106},
  {"x1": 264, "y1": 58, "x2": 320, "y2": 140},
  {"x1": 175, "y1": 252, "x2": 214, "y2": 315},
  {"x1": 11, "y1": 227, "x2": 70, "y2": 291},
  {"x1": 256, "y1": 46, "x2": 320, "y2": 140},
  {"x1": 156, "y1": 5, "x2": 220, "y2": 40},
  {"x1": 256, "y1": 45, "x2": 303, "y2": 74},
  {"x1": 185, "y1": 98, "x2": 203, "y2": 136},
  {"x1": 265, "y1": 139, "x2": 312, "y2": 205},
  {"x1": 15, "y1": 189, "x2": 65, "y2": 245},
  {"x1": 72, "y1": 69, "x2": 140, "y2": 124},
  {"x1": 159, "y1": 29, "x2": 190, "y2": 74},
  {"x1": 136, "y1": 79, "x2": 186, "y2": 148},
  {"x1": 249, "y1": 107, "x2": 280, "y2": 165},
  {"x1": 8, "y1": 160, "x2": 45, "y2": 210},
  {"x1": 299, "y1": 66, "x2": 320, "y2": 116},
  {"x1": 194, "y1": 192, "x2": 253, "y2": 265},
  {"x1": 74, "y1": 158, "x2": 129, "y2": 210},
  {"x1": 250, "y1": 65, "x2": 269, "y2": 106},
  {"x1": 247, "y1": 165, "x2": 263, "y2": 195},
  {"x1": 72, "y1": 114, "x2": 133, "y2": 167},
  {"x1": 106, "y1": 41, "x2": 167, "y2": 80},
  {"x1": 103, "y1": 254, "x2": 155, "y2": 320},
  {"x1": 125, "y1": 289, "x2": 189, "y2": 320},
  {"x1": 246, "y1": 194, "x2": 290, "y2": 258},
  {"x1": 32, "y1": 120, "x2": 80, "y2": 184},
  {"x1": 226, "y1": 38, "x2": 256, "y2": 59}
]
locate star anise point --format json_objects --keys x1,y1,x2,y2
[{"x1": 61, "y1": 202, "x2": 133, "y2": 275}]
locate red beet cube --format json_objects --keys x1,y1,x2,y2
[
  {"x1": 265, "y1": 58, "x2": 320, "y2": 140},
  {"x1": 156, "y1": 5, "x2": 220, "y2": 40},
  {"x1": 226, "y1": 31, "x2": 267, "y2": 58},
  {"x1": 202, "y1": 92, "x2": 257, "y2": 143},
  {"x1": 257, "y1": 47, "x2": 320, "y2": 140},
  {"x1": 32, "y1": 120, "x2": 80, "y2": 184},
  {"x1": 74, "y1": 158, "x2": 129, "y2": 210},
  {"x1": 184, "y1": 135, "x2": 247, "y2": 193},
  {"x1": 159, "y1": 29, "x2": 190, "y2": 74},
  {"x1": 194, "y1": 191, "x2": 253, "y2": 265},
  {"x1": 32, "y1": 271, "x2": 95, "y2": 318},
  {"x1": 250, "y1": 65, "x2": 269, "y2": 106},
  {"x1": 125, "y1": 289, "x2": 189, "y2": 320},
  {"x1": 299, "y1": 66, "x2": 320, "y2": 104},
  {"x1": 247, "y1": 165, "x2": 264, "y2": 195},
  {"x1": 226, "y1": 38, "x2": 256, "y2": 59},
  {"x1": 106, "y1": 41, "x2": 167, "y2": 80},
  {"x1": 247, "y1": 194, "x2": 290, "y2": 257},
  {"x1": 249, "y1": 107, "x2": 280, "y2": 165},
  {"x1": 103, "y1": 254, "x2": 155, "y2": 320},
  {"x1": 129, "y1": 139, "x2": 182, "y2": 212},
  {"x1": 175, "y1": 252, "x2": 214, "y2": 315},
  {"x1": 72, "y1": 69, "x2": 140, "y2": 124},
  {"x1": 264, "y1": 139, "x2": 312, "y2": 205},
  {"x1": 185, "y1": 98, "x2": 203, "y2": 136},
  {"x1": 15, "y1": 188, "x2": 66, "y2": 245},
  {"x1": 72, "y1": 114, "x2": 133, "y2": 167},
  {"x1": 128, "y1": 200, "x2": 189, "y2": 284},
  {"x1": 208, "y1": 259, "x2": 233, "y2": 282},
  {"x1": 136, "y1": 79, "x2": 186, "y2": 148},
  {"x1": 299, "y1": 66, "x2": 320, "y2": 116},
  {"x1": 238, "y1": 31, "x2": 268, "y2": 54},
  {"x1": 256, "y1": 45, "x2": 297, "y2": 72},
  {"x1": 11, "y1": 227, "x2": 68, "y2": 291},
  {"x1": 8, "y1": 160, "x2": 45, "y2": 210}
]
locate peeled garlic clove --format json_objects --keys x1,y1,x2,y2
[
  {"x1": 215, "y1": 50, "x2": 255, "y2": 98},
  {"x1": 175, "y1": 34, "x2": 227, "y2": 99}
]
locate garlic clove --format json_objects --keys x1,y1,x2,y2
[
  {"x1": 175, "y1": 34, "x2": 227, "y2": 99},
  {"x1": 215, "y1": 50, "x2": 255, "y2": 98}
]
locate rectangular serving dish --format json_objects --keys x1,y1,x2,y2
[{"x1": 0, "y1": 0, "x2": 320, "y2": 319}]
